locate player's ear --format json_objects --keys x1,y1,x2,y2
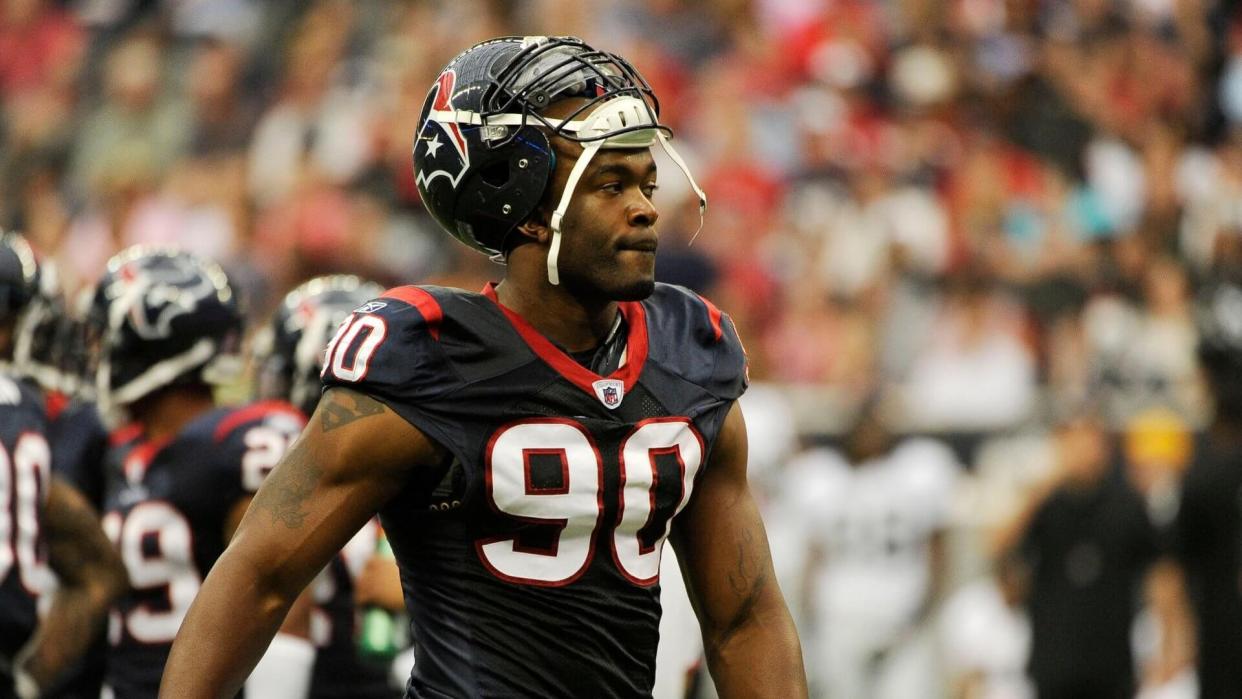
[{"x1": 516, "y1": 211, "x2": 552, "y2": 245}]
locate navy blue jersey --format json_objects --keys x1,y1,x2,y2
[
  {"x1": 309, "y1": 519, "x2": 395, "y2": 699},
  {"x1": 0, "y1": 374, "x2": 52, "y2": 666},
  {"x1": 321, "y1": 282, "x2": 747, "y2": 698},
  {"x1": 43, "y1": 396, "x2": 110, "y2": 699},
  {"x1": 47, "y1": 397, "x2": 109, "y2": 510},
  {"x1": 101, "y1": 401, "x2": 305, "y2": 698}
]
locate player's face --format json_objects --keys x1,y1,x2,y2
[{"x1": 550, "y1": 144, "x2": 661, "y2": 302}]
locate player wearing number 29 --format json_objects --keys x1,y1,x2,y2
[
  {"x1": 86, "y1": 247, "x2": 313, "y2": 698},
  {"x1": 164, "y1": 36, "x2": 807, "y2": 698}
]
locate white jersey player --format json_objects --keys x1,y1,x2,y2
[{"x1": 785, "y1": 404, "x2": 960, "y2": 698}]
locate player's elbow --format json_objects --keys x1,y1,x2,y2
[
  {"x1": 224, "y1": 538, "x2": 311, "y2": 612},
  {"x1": 98, "y1": 553, "x2": 130, "y2": 605},
  {"x1": 704, "y1": 601, "x2": 807, "y2": 698},
  {"x1": 77, "y1": 546, "x2": 129, "y2": 609},
  {"x1": 704, "y1": 590, "x2": 802, "y2": 669}
]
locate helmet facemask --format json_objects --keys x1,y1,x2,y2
[{"x1": 415, "y1": 36, "x2": 707, "y2": 283}]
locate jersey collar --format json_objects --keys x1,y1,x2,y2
[{"x1": 482, "y1": 282, "x2": 649, "y2": 401}]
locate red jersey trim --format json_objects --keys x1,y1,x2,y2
[
  {"x1": 695, "y1": 293, "x2": 723, "y2": 342},
  {"x1": 124, "y1": 435, "x2": 172, "y2": 484},
  {"x1": 110, "y1": 423, "x2": 143, "y2": 447},
  {"x1": 44, "y1": 390, "x2": 69, "y2": 422},
  {"x1": 381, "y1": 286, "x2": 443, "y2": 339},
  {"x1": 481, "y1": 283, "x2": 649, "y2": 400},
  {"x1": 213, "y1": 400, "x2": 304, "y2": 442}
]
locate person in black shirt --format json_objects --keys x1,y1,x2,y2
[
  {"x1": 996, "y1": 413, "x2": 1158, "y2": 699},
  {"x1": 1174, "y1": 280, "x2": 1242, "y2": 698}
]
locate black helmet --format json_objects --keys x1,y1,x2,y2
[
  {"x1": 87, "y1": 246, "x2": 243, "y2": 414},
  {"x1": 0, "y1": 232, "x2": 39, "y2": 320},
  {"x1": 414, "y1": 36, "x2": 705, "y2": 284},
  {"x1": 253, "y1": 274, "x2": 384, "y2": 416},
  {"x1": 0, "y1": 232, "x2": 73, "y2": 393}
]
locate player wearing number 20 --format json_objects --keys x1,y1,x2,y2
[
  {"x1": 164, "y1": 36, "x2": 807, "y2": 698},
  {"x1": 86, "y1": 248, "x2": 310, "y2": 698},
  {"x1": 251, "y1": 274, "x2": 393, "y2": 699}
]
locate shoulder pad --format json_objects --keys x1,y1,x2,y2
[
  {"x1": 365, "y1": 285, "x2": 445, "y2": 338},
  {"x1": 205, "y1": 400, "x2": 305, "y2": 494},
  {"x1": 644, "y1": 284, "x2": 748, "y2": 401},
  {"x1": 212, "y1": 400, "x2": 305, "y2": 444},
  {"x1": 321, "y1": 286, "x2": 462, "y2": 402}
]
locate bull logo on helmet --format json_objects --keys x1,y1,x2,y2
[{"x1": 415, "y1": 70, "x2": 471, "y2": 190}]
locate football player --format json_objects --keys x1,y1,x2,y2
[
  {"x1": 783, "y1": 398, "x2": 959, "y2": 698},
  {"x1": 0, "y1": 235, "x2": 110, "y2": 512},
  {"x1": 0, "y1": 235, "x2": 115, "y2": 699},
  {"x1": 87, "y1": 247, "x2": 312, "y2": 698},
  {"x1": 0, "y1": 234, "x2": 127, "y2": 699},
  {"x1": 252, "y1": 274, "x2": 397, "y2": 698},
  {"x1": 165, "y1": 36, "x2": 806, "y2": 698}
]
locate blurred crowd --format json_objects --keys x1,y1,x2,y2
[
  {"x1": 3, "y1": 0, "x2": 1241, "y2": 697},
  {"x1": 2, "y1": 0, "x2": 1240, "y2": 428}
]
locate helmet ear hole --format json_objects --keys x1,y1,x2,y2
[{"x1": 479, "y1": 161, "x2": 510, "y2": 188}]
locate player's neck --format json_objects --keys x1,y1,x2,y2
[
  {"x1": 131, "y1": 384, "x2": 216, "y2": 441},
  {"x1": 493, "y1": 278, "x2": 620, "y2": 353}
]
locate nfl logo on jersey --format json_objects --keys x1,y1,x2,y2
[{"x1": 592, "y1": 379, "x2": 624, "y2": 410}]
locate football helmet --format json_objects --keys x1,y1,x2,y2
[
  {"x1": 87, "y1": 246, "x2": 243, "y2": 414},
  {"x1": 0, "y1": 231, "x2": 39, "y2": 319},
  {"x1": 0, "y1": 232, "x2": 73, "y2": 393},
  {"x1": 252, "y1": 274, "x2": 384, "y2": 416},
  {"x1": 414, "y1": 36, "x2": 706, "y2": 285}
]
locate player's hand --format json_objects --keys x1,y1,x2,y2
[{"x1": 354, "y1": 556, "x2": 404, "y2": 612}]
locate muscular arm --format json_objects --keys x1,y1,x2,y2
[
  {"x1": 670, "y1": 403, "x2": 807, "y2": 698},
  {"x1": 19, "y1": 478, "x2": 128, "y2": 692},
  {"x1": 160, "y1": 388, "x2": 445, "y2": 698},
  {"x1": 224, "y1": 495, "x2": 315, "y2": 640}
]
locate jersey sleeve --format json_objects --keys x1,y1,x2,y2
[
  {"x1": 210, "y1": 401, "x2": 307, "y2": 498},
  {"x1": 646, "y1": 284, "x2": 749, "y2": 402},
  {"x1": 318, "y1": 286, "x2": 466, "y2": 453}
]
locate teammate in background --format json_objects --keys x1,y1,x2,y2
[
  {"x1": 1174, "y1": 280, "x2": 1242, "y2": 697},
  {"x1": 785, "y1": 397, "x2": 959, "y2": 698},
  {"x1": 0, "y1": 235, "x2": 115, "y2": 699},
  {"x1": 0, "y1": 234, "x2": 127, "y2": 699},
  {"x1": 87, "y1": 247, "x2": 312, "y2": 698},
  {"x1": 252, "y1": 274, "x2": 398, "y2": 698},
  {"x1": 0, "y1": 235, "x2": 110, "y2": 510},
  {"x1": 164, "y1": 36, "x2": 806, "y2": 698}
]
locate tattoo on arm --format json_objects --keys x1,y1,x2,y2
[
  {"x1": 726, "y1": 528, "x2": 763, "y2": 596},
  {"x1": 714, "y1": 527, "x2": 769, "y2": 653},
  {"x1": 253, "y1": 436, "x2": 320, "y2": 529},
  {"x1": 255, "y1": 390, "x2": 388, "y2": 529},
  {"x1": 320, "y1": 391, "x2": 386, "y2": 432}
]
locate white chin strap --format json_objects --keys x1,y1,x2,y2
[{"x1": 430, "y1": 96, "x2": 707, "y2": 286}]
